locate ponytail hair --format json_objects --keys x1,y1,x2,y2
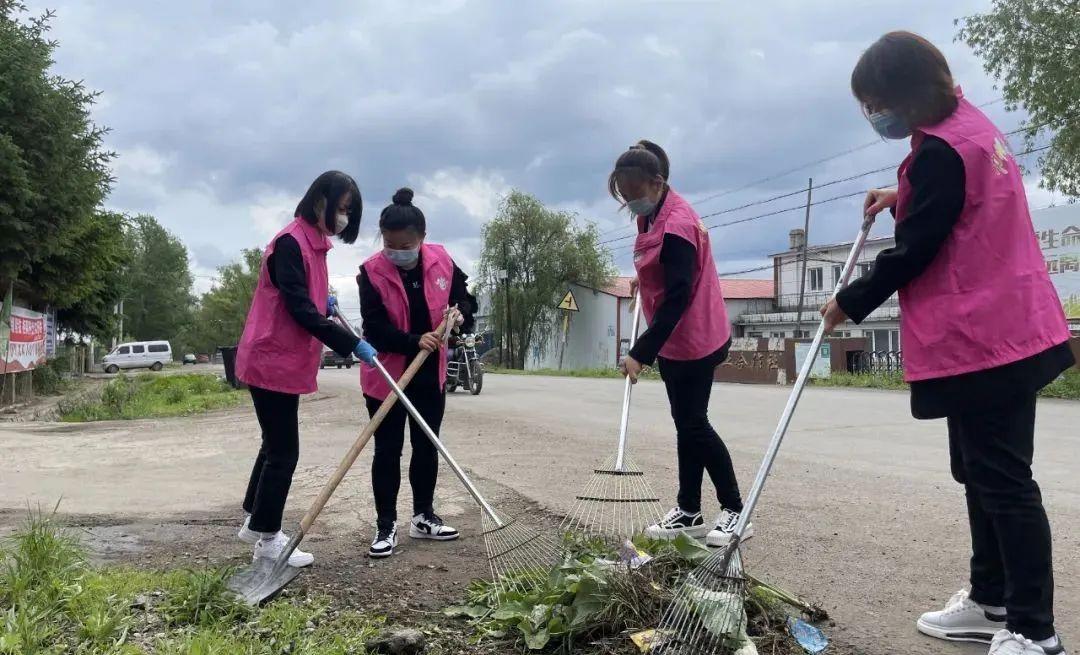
[
  {"x1": 607, "y1": 140, "x2": 669, "y2": 204},
  {"x1": 379, "y1": 187, "x2": 426, "y2": 234}
]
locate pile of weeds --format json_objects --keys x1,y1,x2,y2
[
  {"x1": 61, "y1": 373, "x2": 244, "y2": 421},
  {"x1": 0, "y1": 510, "x2": 383, "y2": 654},
  {"x1": 444, "y1": 534, "x2": 825, "y2": 654}
]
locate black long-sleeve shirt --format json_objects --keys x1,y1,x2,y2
[
  {"x1": 357, "y1": 252, "x2": 476, "y2": 388},
  {"x1": 267, "y1": 234, "x2": 359, "y2": 357},
  {"x1": 835, "y1": 136, "x2": 1074, "y2": 418}
]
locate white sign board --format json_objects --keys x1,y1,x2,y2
[
  {"x1": 1033, "y1": 205, "x2": 1080, "y2": 320},
  {"x1": 794, "y1": 341, "x2": 831, "y2": 379}
]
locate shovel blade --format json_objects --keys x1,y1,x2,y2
[{"x1": 227, "y1": 556, "x2": 303, "y2": 605}]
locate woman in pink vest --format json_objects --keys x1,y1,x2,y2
[
  {"x1": 235, "y1": 171, "x2": 378, "y2": 568},
  {"x1": 608, "y1": 141, "x2": 749, "y2": 549},
  {"x1": 356, "y1": 188, "x2": 476, "y2": 559},
  {"x1": 821, "y1": 33, "x2": 1074, "y2": 655}
]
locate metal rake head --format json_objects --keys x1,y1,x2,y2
[
  {"x1": 561, "y1": 454, "x2": 665, "y2": 540},
  {"x1": 480, "y1": 509, "x2": 561, "y2": 594},
  {"x1": 652, "y1": 546, "x2": 750, "y2": 654}
]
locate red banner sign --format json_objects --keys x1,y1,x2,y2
[{"x1": 3, "y1": 306, "x2": 46, "y2": 373}]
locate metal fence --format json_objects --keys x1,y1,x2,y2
[{"x1": 852, "y1": 350, "x2": 904, "y2": 375}]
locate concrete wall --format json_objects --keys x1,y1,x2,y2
[{"x1": 526, "y1": 285, "x2": 626, "y2": 371}]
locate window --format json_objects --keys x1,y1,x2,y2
[
  {"x1": 118, "y1": 346, "x2": 130, "y2": 355},
  {"x1": 769, "y1": 331, "x2": 785, "y2": 338},
  {"x1": 747, "y1": 332, "x2": 763, "y2": 338},
  {"x1": 132, "y1": 345, "x2": 145, "y2": 354},
  {"x1": 148, "y1": 344, "x2": 168, "y2": 353},
  {"x1": 835, "y1": 331, "x2": 851, "y2": 338},
  {"x1": 793, "y1": 330, "x2": 810, "y2": 339},
  {"x1": 833, "y1": 265, "x2": 843, "y2": 286},
  {"x1": 858, "y1": 263, "x2": 871, "y2": 278},
  {"x1": 872, "y1": 329, "x2": 891, "y2": 351},
  {"x1": 809, "y1": 267, "x2": 823, "y2": 291},
  {"x1": 890, "y1": 330, "x2": 901, "y2": 351}
]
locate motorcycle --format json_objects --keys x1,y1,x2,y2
[{"x1": 446, "y1": 333, "x2": 483, "y2": 395}]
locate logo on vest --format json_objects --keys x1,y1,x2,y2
[
  {"x1": 991, "y1": 137, "x2": 1012, "y2": 176},
  {"x1": 633, "y1": 250, "x2": 643, "y2": 263},
  {"x1": 436, "y1": 276, "x2": 449, "y2": 290}
]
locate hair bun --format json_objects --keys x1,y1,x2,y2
[{"x1": 392, "y1": 187, "x2": 414, "y2": 206}]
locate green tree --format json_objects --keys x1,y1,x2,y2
[
  {"x1": 180, "y1": 249, "x2": 262, "y2": 355},
  {"x1": 958, "y1": 0, "x2": 1080, "y2": 195},
  {"x1": 0, "y1": 3, "x2": 119, "y2": 337},
  {"x1": 478, "y1": 190, "x2": 614, "y2": 369},
  {"x1": 120, "y1": 214, "x2": 195, "y2": 343}
]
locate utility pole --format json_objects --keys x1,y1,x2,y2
[
  {"x1": 502, "y1": 242, "x2": 513, "y2": 368},
  {"x1": 793, "y1": 178, "x2": 813, "y2": 340}
]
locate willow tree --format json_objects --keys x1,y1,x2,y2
[{"x1": 478, "y1": 190, "x2": 614, "y2": 369}]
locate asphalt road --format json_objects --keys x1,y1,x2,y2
[{"x1": 1, "y1": 368, "x2": 1077, "y2": 654}]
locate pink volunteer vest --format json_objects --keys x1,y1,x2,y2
[
  {"x1": 895, "y1": 91, "x2": 1070, "y2": 382},
  {"x1": 236, "y1": 217, "x2": 331, "y2": 394},
  {"x1": 360, "y1": 243, "x2": 454, "y2": 400},
  {"x1": 633, "y1": 189, "x2": 731, "y2": 361}
]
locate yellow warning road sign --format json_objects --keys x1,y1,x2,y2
[{"x1": 557, "y1": 289, "x2": 579, "y2": 312}]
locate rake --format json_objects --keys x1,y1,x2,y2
[
  {"x1": 337, "y1": 311, "x2": 560, "y2": 593},
  {"x1": 561, "y1": 293, "x2": 665, "y2": 541},
  {"x1": 652, "y1": 215, "x2": 876, "y2": 654},
  {"x1": 228, "y1": 314, "x2": 452, "y2": 605}
]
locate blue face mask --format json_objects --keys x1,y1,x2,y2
[
  {"x1": 869, "y1": 110, "x2": 912, "y2": 140},
  {"x1": 627, "y1": 197, "x2": 658, "y2": 217},
  {"x1": 384, "y1": 246, "x2": 419, "y2": 267}
]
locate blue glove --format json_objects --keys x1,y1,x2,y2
[
  {"x1": 353, "y1": 340, "x2": 377, "y2": 365},
  {"x1": 327, "y1": 295, "x2": 338, "y2": 318}
]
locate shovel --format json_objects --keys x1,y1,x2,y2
[{"x1": 228, "y1": 315, "x2": 452, "y2": 604}]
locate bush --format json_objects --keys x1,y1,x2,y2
[
  {"x1": 61, "y1": 373, "x2": 244, "y2": 421},
  {"x1": 30, "y1": 358, "x2": 72, "y2": 396}
]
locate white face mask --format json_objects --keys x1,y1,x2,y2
[
  {"x1": 334, "y1": 212, "x2": 349, "y2": 235},
  {"x1": 384, "y1": 246, "x2": 420, "y2": 267}
]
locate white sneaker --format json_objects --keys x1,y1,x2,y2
[
  {"x1": 237, "y1": 515, "x2": 260, "y2": 545},
  {"x1": 990, "y1": 630, "x2": 1067, "y2": 655},
  {"x1": 369, "y1": 523, "x2": 397, "y2": 558},
  {"x1": 916, "y1": 590, "x2": 1007, "y2": 643},
  {"x1": 252, "y1": 531, "x2": 314, "y2": 568},
  {"x1": 643, "y1": 507, "x2": 709, "y2": 540},
  {"x1": 705, "y1": 508, "x2": 754, "y2": 548},
  {"x1": 409, "y1": 512, "x2": 459, "y2": 541}
]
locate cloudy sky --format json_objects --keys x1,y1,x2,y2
[{"x1": 27, "y1": 0, "x2": 1064, "y2": 317}]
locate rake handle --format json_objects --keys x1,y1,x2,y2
[
  {"x1": 732, "y1": 215, "x2": 876, "y2": 540},
  {"x1": 372, "y1": 358, "x2": 504, "y2": 528},
  {"x1": 287, "y1": 314, "x2": 452, "y2": 545},
  {"x1": 614, "y1": 292, "x2": 643, "y2": 472}
]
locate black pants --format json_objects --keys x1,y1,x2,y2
[
  {"x1": 242, "y1": 386, "x2": 300, "y2": 534},
  {"x1": 657, "y1": 355, "x2": 742, "y2": 515},
  {"x1": 365, "y1": 382, "x2": 445, "y2": 529},
  {"x1": 948, "y1": 393, "x2": 1055, "y2": 640}
]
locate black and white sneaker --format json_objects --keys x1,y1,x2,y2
[
  {"x1": 706, "y1": 508, "x2": 754, "y2": 548},
  {"x1": 369, "y1": 523, "x2": 397, "y2": 558},
  {"x1": 643, "y1": 507, "x2": 708, "y2": 540},
  {"x1": 409, "y1": 512, "x2": 460, "y2": 541}
]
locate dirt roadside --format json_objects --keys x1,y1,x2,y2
[{"x1": 4, "y1": 370, "x2": 1077, "y2": 653}]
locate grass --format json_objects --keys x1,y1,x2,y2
[
  {"x1": 60, "y1": 373, "x2": 245, "y2": 422},
  {"x1": 0, "y1": 510, "x2": 383, "y2": 654},
  {"x1": 812, "y1": 368, "x2": 1080, "y2": 400},
  {"x1": 488, "y1": 366, "x2": 661, "y2": 381}
]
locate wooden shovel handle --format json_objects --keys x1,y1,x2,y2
[{"x1": 297, "y1": 317, "x2": 452, "y2": 534}]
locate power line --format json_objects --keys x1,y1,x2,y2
[{"x1": 604, "y1": 140, "x2": 1055, "y2": 251}]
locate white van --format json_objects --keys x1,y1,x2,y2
[{"x1": 102, "y1": 341, "x2": 173, "y2": 373}]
